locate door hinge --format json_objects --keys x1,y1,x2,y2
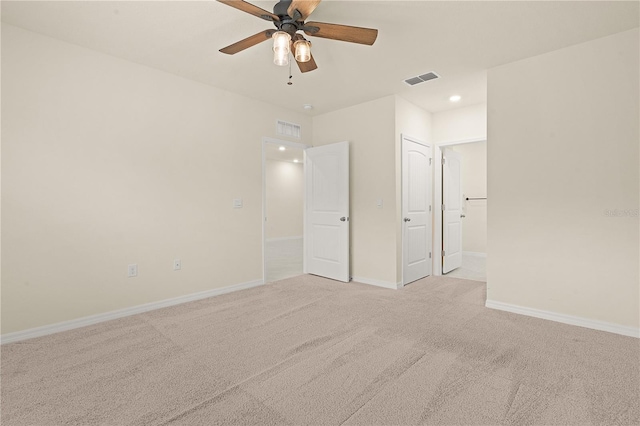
[
  {"x1": 442, "y1": 158, "x2": 446, "y2": 165},
  {"x1": 441, "y1": 204, "x2": 446, "y2": 211},
  {"x1": 442, "y1": 250, "x2": 446, "y2": 257},
  {"x1": 429, "y1": 205, "x2": 432, "y2": 212},
  {"x1": 429, "y1": 252, "x2": 432, "y2": 259},
  {"x1": 429, "y1": 158, "x2": 432, "y2": 166}
]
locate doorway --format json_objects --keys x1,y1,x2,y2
[
  {"x1": 262, "y1": 138, "x2": 308, "y2": 283},
  {"x1": 435, "y1": 139, "x2": 487, "y2": 281},
  {"x1": 262, "y1": 138, "x2": 351, "y2": 284}
]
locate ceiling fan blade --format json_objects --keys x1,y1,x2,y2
[
  {"x1": 304, "y1": 21, "x2": 378, "y2": 45},
  {"x1": 217, "y1": 0, "x2": 279, "y2": 22},
  {"x1": 296, "y1": 54, "x2": 318, "y2": 73},
  {"x1": 220, "y1": 30, "x2": 274, "y2": 54},
  {"x1": 287, "y1": 0, "x2": 321, "y2": 21}
]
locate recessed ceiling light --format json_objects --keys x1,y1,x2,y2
[
  {"x1": 279, "y1": 146, "x2": 286, "y2": 151},
  {"x1": 293, "y1": 159, "x2": 299, "y2": 163},
  {"x1": 449, "y1": 95, "x2": 462, "y2": 102}
]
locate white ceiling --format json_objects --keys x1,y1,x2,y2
[{"x1": 2, "y1": 1, "x2": 638, "y2": 115}]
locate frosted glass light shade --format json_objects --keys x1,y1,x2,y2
[
  {"x1": 272, "y1": 31, "x2": 291, "y2": 52},
  {"x1": 273, "y1": 50, "x2": 289, "y2": 66},
  {"x1": 272, "y1": 31, "x2": 291, "y2": 66},
  {"x1": 293, "y1": 39, "x2": 311, "y2": 63}
]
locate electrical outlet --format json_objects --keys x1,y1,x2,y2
[
  {"x1": 173, "y1": 259, "x2": 181, "y2": 271},
  {"x1": 128, "y1": 264, "x2": 138, "y2": 278}
]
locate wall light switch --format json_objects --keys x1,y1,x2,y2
[
  {"x1": 128, "y1": 264, "x2": 138, "y2": 278},
  {"x1": 173, "y1": 259, "x2": 181, "y2": 271},
  {"x1": 376, "y1": 199, "x2": 383, "y2": 208},
  {"x1": 233, "y1": 198, "x2": 243, "y2": 209}
]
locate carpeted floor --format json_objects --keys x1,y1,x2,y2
[{"x1": 1, "y1": 275, "x2": 638, "y2": 425}]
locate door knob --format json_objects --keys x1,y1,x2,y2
[
  {"x1": 404, "y1": 217, "x2": 411, "y2": 222},
  {"x1": 340, "y1": 217, "x2": 348, "y2": 222}
]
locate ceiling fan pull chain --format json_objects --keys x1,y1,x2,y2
[{"x1": 287, "y1": 56, "x2": 293, "y2": 85}]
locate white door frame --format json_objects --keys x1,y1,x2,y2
[
  {"x1": 400, "y1": 134, "x2": 433, "y2": 286},
  {"x1": 262, "y1": 137, "x2": 310, "y2": 284},
  {"x1": 433, "y1": 137, "x2": 486, "y2": 276}
]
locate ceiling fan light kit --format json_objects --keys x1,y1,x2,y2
[
  {"x1": 218, "y1": 0, "x2": 378, "y2": 73},
  {"x1": 293, "y1": 39, "x2": 311, "y2": 63},
  {"x1": 272, "y1": 31, "x2": 291, "y2": 66}
]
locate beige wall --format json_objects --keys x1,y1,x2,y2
[
  {"x1": 433, "y1": 103, "x2": 487, "y2": 143},
  {"x1": 265, "y1": 160, "x2": 303, "y2": 240},
  {"x1": 453, "y1": 142, "x2": 487, "y2": 254},
  {"x1": 1, "y1": 25, "x2": 312, "y2": 334},
  {"x1": 487, "y1": 28, "x2": 639, "y2": 329},
  {"x1": 395, "y1": 96, "x2": 432, "y2": 282},
  {"x1": 312, "y1": 96, "x2": 397, "y2": 285}
]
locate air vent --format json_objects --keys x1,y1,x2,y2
[
  {"x1": 404, "y1": 71, "x2": 440, "y2": 86},
  {"x1": 276, "y1": 120, "x2": 301, "y2": 138}
]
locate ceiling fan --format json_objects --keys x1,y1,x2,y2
[{"x1": 217, "y1": 0, "x2": 378, "y2": 73}]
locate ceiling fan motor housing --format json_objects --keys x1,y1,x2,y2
[
  {"x1": 273, "y1": 0, "x2": 293, "y2": 18},
  {"x1": 273, "y1": 0, "x2": 304, "y2": 37}
]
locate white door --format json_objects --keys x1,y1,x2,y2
[
  {"x1": 402, "y1": 137, "x2": 432, "y2": 285},
  {"x1": 304, "y1": 141, "x2": 350, "y2": 282},
  {"x1": 442, "y1": 148, "x2": 463, "y2": 273}
]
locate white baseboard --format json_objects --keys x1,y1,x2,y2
[
  {"x1": 486, "y1": 299, "x2": 639, "y2": 338},
  {"x1": 265, "y1": 236, "x2": 303, "y2": 242},
  {"x1": 1, "y1": 279, "x2": 264, "y2": 345},
  {"x1": 351, "y1": 276, "x2": 401, "y2": 290},
  {"x1": 463, "y1": 251, "x2": 487, "y2": 258}
]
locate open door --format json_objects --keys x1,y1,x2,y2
[
  {"x1": 442, "y1": 148, "x2": 462, "y2": 273},
  {"x1": 304, "y1": 142, "x2": 350, "y2": 282},
  {"x1": 402, "y1": 137, "x2": 432, "y2": 285}
]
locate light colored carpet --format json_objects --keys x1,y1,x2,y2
[{"x1": 2, "y1": 275, "x2": 638, "y2": 425}]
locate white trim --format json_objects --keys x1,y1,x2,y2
[
  {"x1": 351, "y1": 276, "x2": 401, "y2": 290},
  {"x1": 262, "y1": 137, "x2": 310, "y2": 150},
  {"x1": 435, "y1": 137, "x2": 486, "y2": 147},
  {"x1": 1, "y1": 280, "x2": 264, "y2": 345},
  {"x1": 266, "y1": 236, "x2": 303, "y2": 243},
  {"x1": 462, "y1": 251, "x2": 487, "y2": 258},
  {"x1": 401, "y1": 133, "x2": 430, "y2": 148},
  {"x1": 486, "y1": 300, "x2": 640, "y2": 338}
]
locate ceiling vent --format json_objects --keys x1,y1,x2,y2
[{"x1": 404, "y1": 71, "x2": 440, "y2": 86}]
